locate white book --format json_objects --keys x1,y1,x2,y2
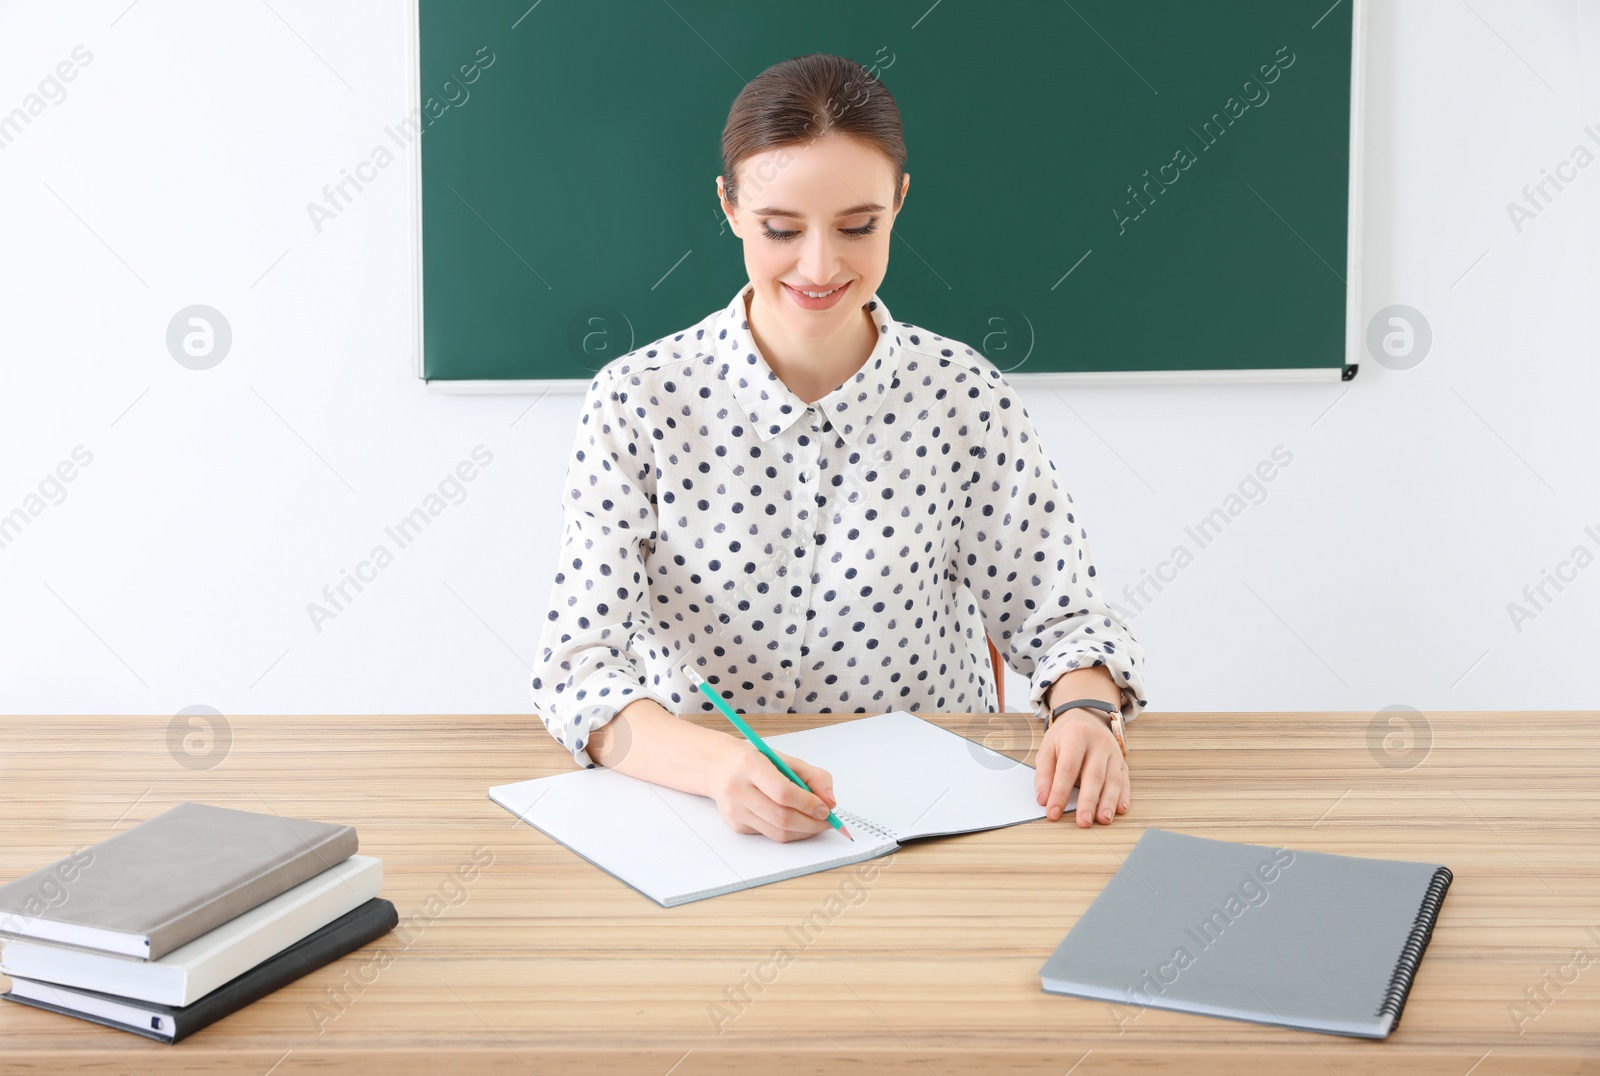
[
  {"x1": 490, "y1": 711, "x2": 1068, "y2": 906},
  {"x1": 0, "y1": 855, "x2": 382, "y2": 1006}
]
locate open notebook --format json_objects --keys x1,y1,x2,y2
[{"x1": 489, "y1": 711, "x2": 1067, "y2": 906}]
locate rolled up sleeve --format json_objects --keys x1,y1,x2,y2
[
  {"x1": 529, "y1": 371, "x2": 665, "y2": 767},
  {"x1": 954, "y1": 375, "x2": 1150, "y2": 724}
]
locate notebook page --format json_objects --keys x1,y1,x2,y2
[
  {"x1": 764, "y1": 711, "x2": 1059, "y2": 841},
  {"x1": 489, "y1": 769, "x2": 897, "y2": 907}
]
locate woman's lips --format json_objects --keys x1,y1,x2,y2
[{"x1": 782, "y1": 280, "x2": 850, "y2": 310}]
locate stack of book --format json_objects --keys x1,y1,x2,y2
[{"x1": 0, "y1": 801, "x2": 396, "y2": 1043}]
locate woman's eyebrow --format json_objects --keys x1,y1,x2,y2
[{"x1": 751, "y1": 202, "x2": 885, "y2": 217}]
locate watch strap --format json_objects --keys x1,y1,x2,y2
[{"x1": 1048, "y1": 697, "x2": 1116, "y2": 723}]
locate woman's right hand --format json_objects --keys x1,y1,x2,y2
[{"x1": 709, "y1": 746, "x2": 838, "y2": 842}]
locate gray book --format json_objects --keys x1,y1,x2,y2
[
  {"x1": 1039, "y1": 829, "x2": 1452, "y2": 1039},
  {"x1": 0, "y1": 802, "x2": 358, "y2": 961}
]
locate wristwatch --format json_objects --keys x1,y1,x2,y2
[{"x1": 1047, "y1": 697, "x2": 1127, "y2": 758}]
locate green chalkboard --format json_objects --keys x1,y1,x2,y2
[{"x1": 418, "y1": 0, "x2": 1357, "y2": 383}]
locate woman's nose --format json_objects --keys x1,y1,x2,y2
[{"x1": 798, "y1": 231, "x2": 841, "y2": 284}]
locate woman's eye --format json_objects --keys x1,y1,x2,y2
[{"x1": 760, "y1": 219, "x2": 879, "y2": 242}]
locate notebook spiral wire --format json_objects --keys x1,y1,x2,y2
[
  {"x1": 833, "y1": 809, "x2": 897, "y2": 843},
  {"x1": 1376, "y1": 865, "x2": 1454, "y2": 1022}
]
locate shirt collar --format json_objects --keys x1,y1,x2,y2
[{"x1": 711, "y1": 283, "x2": 902, "y2": 448}]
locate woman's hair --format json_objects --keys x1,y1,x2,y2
[{"x1": 721, "y1": 53, "x2": 906, "y2": 212}]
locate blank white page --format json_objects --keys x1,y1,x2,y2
[
  {"x1": 763, "y1": 711, "x2": 1063, "y2": 841},
  {"x1": 489, "y1": 767, "x2": 896, "y2": 907}
]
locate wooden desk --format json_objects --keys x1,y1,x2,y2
[{"x1": 1, "y1": 712, "x2": 1596, "y2": 1073}]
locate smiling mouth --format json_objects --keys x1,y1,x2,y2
[{"x1": 784, "y1": 282, "x2": 848, "y2": 299}]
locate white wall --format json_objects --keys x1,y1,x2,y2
[{"x1": 1, "y1": 0, "x2": 1595, "y2": 720}]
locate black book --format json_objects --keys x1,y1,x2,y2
[{"x1": 2, "y1": 897, "x2": 397, "y2": 1043}]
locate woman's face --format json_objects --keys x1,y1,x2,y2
[{"x1": 718, "y1": 134, "x2": 909, "y2": 343}]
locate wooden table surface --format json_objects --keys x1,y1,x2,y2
[{"x1": 1, "y1": 711, "x2": 1596, "y2": 1073}]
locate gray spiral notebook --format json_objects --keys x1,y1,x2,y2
[{"x1": 1039, "y1": 829, "x2": 1452, "y2": 1039}]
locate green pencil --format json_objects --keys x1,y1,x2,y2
[{"x1": 681, "y1": 664, "x2": 853, "y2": 841}]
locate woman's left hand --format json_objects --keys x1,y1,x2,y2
[{"x1": 1035, "y1": 709, "x2": 1129, "y2": 827}]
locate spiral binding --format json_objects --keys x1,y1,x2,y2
[
  {"x1": 834, "y1": 809, "x2": 897, "y2": 843},
  {"x1": 1376, "y1": 865, "x2": 1453, "y2": 1024}
]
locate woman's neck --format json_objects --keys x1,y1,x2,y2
[{"x1": 745, "y1": 286, "x2": 877, "y2": 406}]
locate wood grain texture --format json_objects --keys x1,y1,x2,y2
[{"x1": 1, "y1": 711, "x2": 1596, "y2": 1074}]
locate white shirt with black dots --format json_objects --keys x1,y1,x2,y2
[{"x1": 530, "y1": 283, "x2": 1150, "y2": 768}]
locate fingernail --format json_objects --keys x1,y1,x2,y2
[{"x1": 813, "y1": 807, "x2": 829, "y2": 819}]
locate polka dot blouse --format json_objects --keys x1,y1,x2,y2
[{"x1": 530, "y1": 283, "x2": 1150, "y2": 768}]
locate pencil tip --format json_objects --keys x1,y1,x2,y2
[{"x1": 841, "y1": 823, "x2": 854, "y2": 841}]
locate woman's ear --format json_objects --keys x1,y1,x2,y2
[{"x1": 715, "y1": 175, "x2": 740, "y2": 238}]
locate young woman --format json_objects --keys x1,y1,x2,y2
[{"x1": 529, "y1": 53, "x2": 1148, "y2": 842}]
